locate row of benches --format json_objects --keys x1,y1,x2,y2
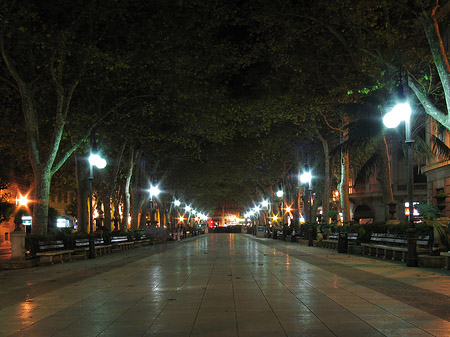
[
  {"x1": 34, "y1": 236, "x2": 149, "y2": 264},
  {"x1": 321, "y1": 232, "x2": 433, "y2": 262},
  {"x1": 322, "y1": 233, "x2": 359, "y2": 249},
  {"x1": 361, "y1": 233, "x2": 432, "y2": 261}
]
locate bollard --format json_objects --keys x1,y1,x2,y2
[{"x1": 10, "y1": 230, "x2": 26, "y2": 261}]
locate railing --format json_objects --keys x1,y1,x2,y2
[{"x1": 350, "y1": 183, "x2": 427, "y2": 194}]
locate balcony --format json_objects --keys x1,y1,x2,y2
[{"x1": 350, "y1": 183, "x2": 427, "y2": 196}]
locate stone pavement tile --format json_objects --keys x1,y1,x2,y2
[
  {"x1": 327, "y1": 327, "x2": 385, "y2": 337},
  {"x1": 236, "y1": 310, "x2": 284, "y2": 335},
  {"x1": 267, "y1": 301, "x2": 311, "y2": 313},
  {"x1": 285, "y1": 327, "x2": 336, "y2": 337},
  {"x1": 375, "y1": 328, "x2": 434, "y2": 337},
  {"x1": 144, "y1": 321, "x2": 193, "y2": 335},
  {"x1": 200, "y1": 299, "x2": 235, "y2": 311},
  {"x1": 191, "y1": 310, "x2": 238, "y2": 336},
  {"x1": 426, "y1": 328, "x2": 450, "y2": 337},
  {"x1": 407, "y1": 316, "x2": 450, "y2": 331},
  {"x1": 276, "y1": 311, "x2": 324, "y2": 325},
  {"x1": 238, "y1": 331, "x2": 286, "y2": 337},
  {"x1": 143, "y1": 332, "x2": 191, "y2": 337},
  {"x1": 52, "y1": 323, "x2": 108, "y2": 337},
  {"x1": 97, "y1": 323, "x2": 151, "y2": 337},
  {"x1": 235, "y1": 299, "x2": 271, "y2": 311}
]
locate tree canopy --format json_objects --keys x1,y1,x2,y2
[{"x1": 0, "y1": 0, "x2": 449, "y2": 231}]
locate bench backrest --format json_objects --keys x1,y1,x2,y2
[
  {"x1": 328, "y1": 233, "x2": 358, "y2": 240},
  {"x1": 370, "y1": 233, "x2": 431, "y2": 247},
  {"x1": 329, "y1": 233, "x2": 338, "y2": 240},
  {"x1": 347, "y1": 233, "x2": 359, "y2": 240},
  {"x1": 111, "y1": 236, "x2": 128, "y2": 243},
  {"x1": 38, "y1": 240, "x2": 65, "y2": 251},
  {"x1": 417, "y1": 235, "x2": 432, "y2": 247},
  {"x1": 75, "y1": 238, "x2": 105, "y2": 247}
]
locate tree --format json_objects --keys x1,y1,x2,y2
[{"x1": 0, "y1": 1, "x2": 121, "y2": 234}]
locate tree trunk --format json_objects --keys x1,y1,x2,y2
[
  {"x1": 75, "y1": 154, "x2": 89, "y2": 233},
  {"x1": 407, "y1": 4, "x2": 450, "y2": 130},
  {"x1": 122, "y1": 147, "x2": 135, "y2": 231},
  {"x1": 32, "y1": 171, "x2": 51, "y2": 235},
  {"x1": 316, "y1": 129, "x2": 331, "y2": 224},
  {"x1": 340, "y1": 117, "x2": 351, "y2": 222},
  {"x1": 139, "y1": 199, "x2": 149, "y2": 229},
  {"x1": 421, "y1": 6, "x2": 450, "y2": 118},
  {"x1": 103, "y1": 197, "x2": 112, "y2": 231},
  {"x1": 376, "y1": 136, "x2": 395, "y2": 219},
  {"x1": 131, "y1": 188, "x2": 147, "y2": 231},
  {"x1": 130, "y1": 153, "x2": 146, "y2": 231},
  {"x1": 113, "y1": 196, "x2": 121, "y2": 232}
]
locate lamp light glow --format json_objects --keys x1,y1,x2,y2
[
  {"x1": 17, "y1": 194, "x2": 29, "y2": 207},
  {"x1": 383, "y1": 102, "x2": 411, "y2": 129},
  {"x1": 300, "y1": 171, "x2": 312, "y2": 184},
  {"x1": 149, "y1": 185, "x2": 161, "y2": 198},
  {"x1": 89, "y1": 154, "x2": 107, "y2": 169}
]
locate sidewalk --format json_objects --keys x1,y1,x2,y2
[{"x1": 0, "y1": 234, "x2": 449, "y2": 336}]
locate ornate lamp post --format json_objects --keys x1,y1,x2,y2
[
  {"x1": 300, "y1": 169, "x2": 313, "y2": 246},
  {"x1": 383, "y1": 101, "x2": 417, "y2": 267},
  {"x1": 88, "y1": 153, "x2": 106, "y2": 259},
  {"x1": 148, "y1": 185, "x2": 161, "y2": 226}
]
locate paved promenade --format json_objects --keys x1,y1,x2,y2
[{"x1": 0, "y1": 234, "x2": 450, "y2": 337}]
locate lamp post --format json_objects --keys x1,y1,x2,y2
[
  {"x1": 88, "y1": 153, "x2": 107, "y2": 259},
  {"x1": 170, "y1": 199, "x2": 181, "y2": 230},
  {"x1": 276, "y1": 190, "x2": 284, "y2": 224},
  {"x1": 149, "y1": 185, "x2": 161, "y2": 227},
  {"x1": 300, "y1": 169, "x2": 313, "y2": 246},
  {"x1": 383, "y1": 101, "x2": 417, "y2": 267}
]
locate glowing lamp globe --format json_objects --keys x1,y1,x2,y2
[
  {"x1": 89, "y1": 154, "x2": 107, "y2": 169},
  {"x1": 383, "y1": 102, "x2": 411, "y2": 129},
  {"x1": 300, "y1": 171, "x2": 312, "y2": 184}
]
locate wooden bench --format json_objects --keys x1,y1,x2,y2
[
  {"x1": 133, "y1": 234, "x2": 152, "y2": 247},
  {"x1": 73, "y1": 238, "x2": 112, "y2": 259},
  {"x1": 111, "y1": 236, "x2": 134, "y2": 251},
  {"x1": 36, "y1": 240, "x2": 74, "y2": 264},
  {"x1": 322, "y1": 233, "x2": 359, "y2": 250},
  {"x1": 276, "y1": 230, "x2": 286, "y2": 240},
  {"x1": 322, "y1": 233, "x2": 338, "y2": 249},
  {"x1": 361, "y1": 233, "x2": 432, "y2": 261}
]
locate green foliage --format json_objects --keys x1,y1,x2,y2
[
  {"x1": 0, "y1": 177, "x2": 14, "y2": 224},
  {"x1": 0, "y1": 201, "x2": 14, "y2": 224},
  {"x1": 326, "y1": 210, "x2": 339, "y2": 220},
  {"x1": 416, "y1": 203, "x2": 440, "y2": 220},
  {"x1": 299, "y1": 222, "x2": 318, "y2": 239}
]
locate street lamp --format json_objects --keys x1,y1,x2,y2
[
  {"x1": 383, "y1": 101, "x2": 417, "y2": 267},
  {"x1": 276, "y1": 189, "x2": 284, "y2": 224},
  {"x1": 148, "y1": 184, "x2": 161, "y2": 226},
  {"x1": 261, "y1": 199, "x2": 270, "y2": 226},
  {"x1": 300, "y1": 169, "x2": 313, "y2": 246},
  {"x1": 88, "y1": 153, "x2": 107, "y2": 259}
]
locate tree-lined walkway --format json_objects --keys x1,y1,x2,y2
[{"x1": 0, "y1": 234, "x2": 449, "y2": 336}]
